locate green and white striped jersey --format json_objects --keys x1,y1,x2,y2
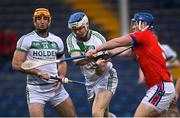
[
  {"x1": 66, "y1": 30, "x2": 113, "y2": 82},
  {"x1": 16, "y1": 31, "x2": 64, "y2": 85}
]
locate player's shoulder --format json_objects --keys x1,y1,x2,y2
[
  {"x1": 49, "y1": 32, "x2": 64, "y2": 43},
  {"x1": 161, "y1": 44, "x2": 170, "y2": 49},
  {"x1": 145, "y1": 29, "x2": 154, "y2": 37},
  {"x1": 91, "y1": 29, "x2": 103, "y2": 37},
  {"x1": 66, "y1": 33, "x2": 75, "y2": 41},
  {"x1": 133, "y1": 29, "x2": 153, "y2": 39},
  {"x1": 49, "y1": 32, "x2": 61, "y2": 40},
  {"x1": 161, "y1": 44, "x2": 176, "y2": 53},
  {"x1": 67, "y1": 33, "x2": 74, "y2": 38},
  {"x1": 19, "y1": 31, "x2": 36, "y2": 41},
  {"x1": 161, "y1": 44, "x2": 173, "y2": 52},
  {"x1": 16, "y1": 31, "x2": 36, "y2": 48},
  {"x1": 130, "y1": 31, "x2": 143, "y2": 39},
  {"x1": 137, "y1": 29, "x2": 152, "y2": 34},
  {"x1": 22, "y1": 31, "x2": 36, "y2": 38},
  {"x1": 90, "y1": 29, "x2": 106, "y2": 42}
]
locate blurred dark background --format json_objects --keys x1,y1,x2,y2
[{"x1": 0, "y1": 0, "x2": 179, "y2": 117}]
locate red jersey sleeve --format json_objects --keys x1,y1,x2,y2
[{"x1": 129, "y1": 31, "x2": 148, "y2": 45}]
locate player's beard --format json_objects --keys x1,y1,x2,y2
[
  {"x1": 36, "y1": 28, "x2": 49, "y2": 37},
  {"x1": 37, "y1": 28, "x2": 48, "y2": 34},
  {"x1": 77, "y1": 37, "x2": 88, "y2": 42},
  {"x1": 76, "y1": 31, "x2": 89, "y2": 42}
]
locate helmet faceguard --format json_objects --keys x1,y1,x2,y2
[
  {"x1": 131, "y1": 12, "x2": 154, "y2": 31},
  {"x1": 33, "y1": 8, "x2": 51, "y2": 26},
  {"x1": 68, "y1": 12, "x2": 89, "y2": 30}
]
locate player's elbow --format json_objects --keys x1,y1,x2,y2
[
  {"x1": 12, "y1": 63, "x2": 18, "y2": 70},
  {"x1": 12, "y1": 61, "x2": 21, "y2": 71},
  {"x1": 58, "y1": 61, "x2": 67, "y2": 69}
]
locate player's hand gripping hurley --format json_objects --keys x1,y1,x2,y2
[
  {"x1": 88, "y1": 46, "x2": 132, "y2": 68},
  {"x1": 50, "y1": 76, "x2": 85, "y2": 85},
  {"x1": 91, "y1": 46, "x2": 133, "y2": 61}
]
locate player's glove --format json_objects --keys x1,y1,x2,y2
[{"x1": 93, "y1": 51, "x2": 110, "y2": 61}]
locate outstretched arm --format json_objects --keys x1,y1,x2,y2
[
  {"x1": 95, "y1": 35, "x2": 133, "y2": 52},
  {"x1": 86, "y1": 35, "x2": 133, "y2": 58},
  {"x1": 108, "y1": 47, "x2": 134, "y2": 57}
]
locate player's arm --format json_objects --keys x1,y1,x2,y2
[
  {"x1": 172, "y1": 78, "x2": 180, "y2": 104},
  {"x1": 70, "y1": 52, "x2": 91, "y2": 66},
  {"x1": 167, "y1": 60, "x2": 180, "y2": 68},
  {"x1": 164, "y1": 45, "x2": 180, "y2": 68},
  {"x1": 57, "y1": 54, "x2": 67, "y2": 77},
  {"x1": 67, "y1": 35, "x2": 91, "y2": 66},
  {"x1": 86, "y1": 35, "x2": 133, "y2": 58},
  {"x1": 95, "y1": 58, "x2": 106, "y2": 76},
  {"x1": 175, "y1": 79, "x2": 180, "y2": 98},
  {"x1": 108, "y1": 47, "x2": 134, "y2": 57},
  {"x1": 12, "y1": 50, "x2": 46, "y2": 78},
  {"x1": 95, "y1": 35, "x2": 132, "y2": 52},
  {"x1": 138, "y1": 68, "x2": 145, "y2": 84}
]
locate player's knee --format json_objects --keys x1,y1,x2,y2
[
  {"x1": 92, "y1": 109, "x2": 104, "y2": 117},
  {"x1": 67, "y1": 110, "x2": 77, "y2": 117},
  {"x1": 134, "y1": 112, "x2": 140, "y2": 117},
  {"x1": 67, "y1": 106, "x2": 77, "y2": 117},
  {"x1": 92, "y1": 111, "x2": 103, "y2": 117},
  {"x1": 29, "y1": 109, "x2": 44, "y2": 117}
]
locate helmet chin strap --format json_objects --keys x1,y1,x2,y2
[
  {"x1": 72, "y1": 32, "x2": 77, "y2": 37},
  {"x1": 84, "y1": 24, "x2": 89, "y2": 31},
  {"x1": 138, "y1": 21, "x2": 149, "y2": 31}
]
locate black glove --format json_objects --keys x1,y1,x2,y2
[{"x1": 93, "y1": 53, "x2": 110, "y2": 61}]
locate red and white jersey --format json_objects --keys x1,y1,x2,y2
[{"x1": 129, "y1": 29, "x2": 172, "y2": 88}]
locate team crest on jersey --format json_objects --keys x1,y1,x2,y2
[
  {"x1": 42, "y1": 42, "x2": 49, "y2": 49},
  {"x1": 85, "y1": 45, "x2": 95, "y2": 52}
]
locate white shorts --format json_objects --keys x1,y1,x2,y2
[
  {"x1": 142, "y1": 81, "x2": 175, "y2": 113},
  {"x1": 86, "y1": 68, "x2": 118, "y2": 100},
  {"x1": 26, "y1": 84, "x2": 69, "y2": 107}
]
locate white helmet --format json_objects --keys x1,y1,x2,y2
[{"x1": 68, "y1": 12, "x2": 89, "y2": 30}]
